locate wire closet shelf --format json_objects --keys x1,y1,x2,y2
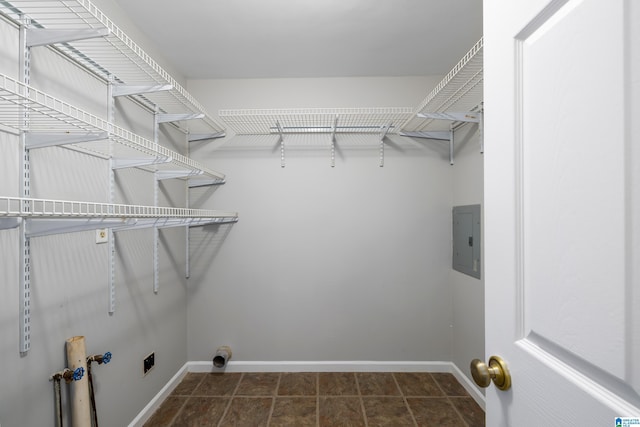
[
  {"x1": 0, "y1": 73, "x2": 225, "y2": 181},
  {"x1": 0, "y1": 0, "x2": 225, "y2": 135},
  {"x1": 400, "y1": 37, "x2": 483, "y2": 133},
  {"x1": 0, "y1": 196, "x2": 238, "y2": 233},
  {"x1": 218, "y1": 107, "x2": 415, "y2": 136}
]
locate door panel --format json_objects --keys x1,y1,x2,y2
[
  {"x1": 484, "y1": 0, "x2": 640, "y2": 424},
  {"x1": 520, "y1": 0, "x2": 627, "y2": 383}
]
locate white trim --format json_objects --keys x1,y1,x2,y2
[
  {"x1": 449, "y1": 361, "x2": 486, "y2": 410},
  {"x1": 127, "y1": 363, "x2": 189, "y2": 427},
  {"x1": 128, "y1": 360, "x2": 486, "y2": 425},
  {"x1": 187, "y1": 360, "x2": 452, "y2": 373}
]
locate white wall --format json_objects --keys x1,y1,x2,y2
[
  {"x1": 186, "y1": 77, "x2": 463, "y2": 363},
  {"x1": 450, "y1": 123, "x2": 485, "y2": 390},
  {"x1": 0, "y1": 4, "x2": 191, "y2": 426}
]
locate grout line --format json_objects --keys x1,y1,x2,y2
[
  {"x1": 316, "y1": 373, "x2": 320, "y2": 427},
  {"x1": 216, "y1": 372, "x2": 243, "y2": 427},
  {"x1": 432, "y1": 373, "x2": 468, "y2": 426},
  {"x1": 392, "y1": 373, "x2": 419, "y2": 427},
  {"x1": 190, "y1": 372, "x2": 207, "y2": 395},
  {"x1": 166, "y1": 395, "x2": 189, "y2": 426},
  {"x1": 447, "y1": 396, "x2": 471, "y2": 427},
  {"x1": 354, "y1": 373, "x2": 369, "y2": 427},
  {"x1": 266, "y1": 373, "x2": 281, "y2": 426},
  {"x1": 431, "y1": 373, "x2": 471, "y2": 426}
]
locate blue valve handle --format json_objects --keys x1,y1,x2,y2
[
  {"x1": 102, "y1": 351, "x2": 112, "y2": 364},
  {"x1": 72, "y1": 367, "x2": 85, "y2": 381}
]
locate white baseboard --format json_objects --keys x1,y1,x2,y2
[
  {"x1": 129, "y1": 360, "x2": 486, "y2": 425},
  {"x1": 187, "y1": 360, "x2": 452, "y2": 373},
  {"x1": 449, "y1": 362, "x2": 486, "y2": 410},
  {"x1": 127, "y1": 363, "x2": 189, "y2": 427}
]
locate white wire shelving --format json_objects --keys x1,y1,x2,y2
[
  {"x1": 400, "y1": 37, "x2": 483, "y2": 134},
  {"x1": 0, "y1": 196, "x2": 238, "y2": 237},
  {"x1": 219, "y1": 107, "x2": 414, "y2": 135},
  {"x1": 0, "y1": 73, "x2": 225, "y2": 182},
  {"x1": 0, "y1": 0, "x2": 225, "y2": 138},
  {"x1": 219, "y1": 107, "x2": 414, "y2": 167}
]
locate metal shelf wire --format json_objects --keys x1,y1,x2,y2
[
  {"x1": 219, "y1": 107, "x2": 415, "y2": 135},
  {"x1": 0, "y1": 73, "x2": 225, "y2": 180},
  {"x1": 0, "y1": 0, "x2": 225, "y2": 135},
  {"x1": 401, "y1": 37, "x2": 483, "y2": 133},
  {"x1": 0, "y1": 196, "x2": 238, "y2": 236}
]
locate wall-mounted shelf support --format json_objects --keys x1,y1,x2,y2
[
  {"x1": 25, "y1": 218, "x2": 134, "y2": 237},
  {"x1": 401, "y1": 108, "x2": 483, "y2": 165},
  {"x1": 330, "y1": 116, "x2": 338, "y2": 167},
  {"x1": 112, "y1": 84, "x2": 172, "y2": 97},
  {"x1": 157, "y1": 113, "x2": 204, "y2": 124},
  {"x1": 156, "y1": 170, "x2": 203, "y2": 180},
  {"x1": 19, "y1": 16, "x2": 32, "y2": 354},
  {"x1": 26, "y1": 28, "x2": 109, "y2": 47},
  {"x1": 379, "y1": 122, "x2": 392, "y2": 167},
  {"x1": 0, "y1": 217, "x2": 21, "y2": 229},
  {"x1": 276, "y1": 121, "x2": 285, "y2": 168},
  {"x1": 25, "y1": 132, "x2": 108, "y2": 149},
  {"x1": 449, "y1": 125, "x2": 455, "y2": 166},
  {"x1": 111, "y1": 156, "x2": 171, "y2": 170},
  {"x1": 416, "y1": 112, "x2": 481, "y2": 122},
  {"x1": 188, "y1": 132, "x2": 225, "y2": 142},
  {"x1": 399, "y1": 130, "x2": 451, "y2": 140},
  {"x1": 188, "y1": 178, "x2": 225, "y2": 188}
]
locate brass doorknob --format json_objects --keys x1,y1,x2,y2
[{"x1": 470, "y1": 355, "x2": 511, "y2": 390}]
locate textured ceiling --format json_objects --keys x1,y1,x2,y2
[{"x1": 112, "y1": 0, "x2": 483, "y2": 79}]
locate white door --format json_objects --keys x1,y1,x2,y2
[{"x1": 483, "y1": 0, "x2": 640, "y2": 425}]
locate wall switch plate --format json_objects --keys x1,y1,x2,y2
[
  {"x1": 96, "y1": 228, "x2": 108, "y2": 244},
  {"x1": 143, "y1": 352, "x2": 155, "y2": 375}
]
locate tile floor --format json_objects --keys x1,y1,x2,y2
[{"x1": 144, "y1": 372, "x2": 485, "y2": 427}]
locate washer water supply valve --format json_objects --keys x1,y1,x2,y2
[
  {"x1": 87, "y1": 351, "x2": 112, "y2": 365},
  {"x1": 51, "y1": 367, "x2": 85, "y2": 384}
]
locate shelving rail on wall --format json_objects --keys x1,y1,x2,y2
[
  {"x1": 218, "y1": 38, "x2": 483, "y2": 167},
  {"x1": 0, "y1": 0, "x2": 237, "y2": 354}
]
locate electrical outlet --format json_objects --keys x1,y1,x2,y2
[
  {"x1": 95, "y1": 228, "x2": 108, "y2": 244},
  {"x1": 143, "y1": 352, "x2": 155, "y2": 375}
]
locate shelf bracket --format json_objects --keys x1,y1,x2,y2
[
  {"x1": 156, "y1": 170, "x2": 204, "y2": 180},
  {"x1": 399, "y1": 130, "x2": 451, "y2": 140},
  {"x1": 0, "y1": 217, "x2": 21, "y2": 230},
  {"x1": 188, "y1": 132, "x2": 226, "y2": 142},
  {"x1": 412, "y1": 108, "x2": 484, "y2": 158},
  {"x1": 276, "y1": 121, "x2": 285, "y2": 168},
  {"x1": 188, "y1": 178, "x2": 226, "y2": 188},
  {"x1": 449, "y1": 125, "x2": 455, "y2": 165},
  {"x1": 156, "y1": 113, "x2": 205, "y2": 123},
  {"x1": 25, "y1": 132, "x2": 108, "y2": 149},
  {"x1": 416, "y1": 112, "x2": 481, "y2": 123},
  {"x1": 477, "y1": 112, "x2": 484, "y2": 154},
  {"x1": 111, "y1": 83, "x2": 172, "y2": 97},
  {"x1": 25, "y1": 218, "x2": 135, "y2": 238},
  {"x1": 26, "y1": 28, "x2": 110, "y2": 47},
  {"x1": 379, "y1": 122, "x2": 392, "y2": 167},
  {"x1": 111, "y1": 156, "x2": 171, "y2": 170},
  {"x1": 330, "y1": 115, "x2": 338, "y2": 168}
]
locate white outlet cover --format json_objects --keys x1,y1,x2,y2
[{"x1": 95, "y1": 228, "x2": 108, "y2": 244}]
